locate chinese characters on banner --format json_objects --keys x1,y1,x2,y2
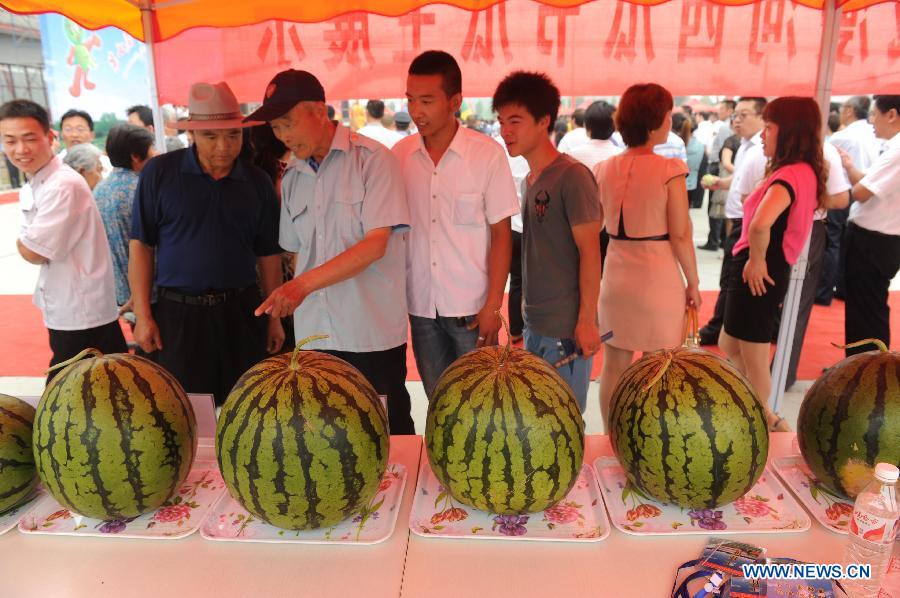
[{"x1": 153, "y1": 0, "x2": 900, "y2": 103}]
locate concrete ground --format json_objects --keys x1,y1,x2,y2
[{"x1": 1, "y1": 200, "x2": 896, "y2": 434}]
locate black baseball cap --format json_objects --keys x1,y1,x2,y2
[
  {"x1": 394, "y1": 111, "x2": 412, "y2": 124},
  {"x1": 244, "y1": 69, "x2": 326, "y2": 122}
]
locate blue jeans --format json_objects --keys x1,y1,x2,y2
[
  {"x1": 410, "y1": 314, "x2": 479, "y2": 399},
  {"x1": 524, "y1": 327, "x2": 592, "y2": 413}
]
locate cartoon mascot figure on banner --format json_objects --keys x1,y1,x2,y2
[{"x1": 64, "y1": 20, "x2": 101, "y2": 98}]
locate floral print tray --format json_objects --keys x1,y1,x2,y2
[
  {"x1": 594, "y1": 457, "x2": 811, "y2": 535},
  {"x1": 772, "y1": 455, "x2": 855, "y2": 535},
  {"x1": 200, "y1": 463, "x2": 407, "y2": 545},
  {"x1": 0, "y1": 489, "x2": 44, "y2": 535},
  {"x1": 408, "y1": 461, "x2": 610, "y2": 542},
  {"x1": 18, "y1": 467, "x2": 226, "y2": 539}
]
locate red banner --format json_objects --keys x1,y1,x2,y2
[{"x1": 152, "y1": 0, "x2": 900, "y2": 103}]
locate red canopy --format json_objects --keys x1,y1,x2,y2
[
  {"x1": 2, "y1": 0, "x2": 892, "y2": 42},
  {"x1": 150, "y1": 0, "x2": 899, "y2": 102},
  {"x1": 3, "y1": 0, "x2": 897, "y2": 100}
]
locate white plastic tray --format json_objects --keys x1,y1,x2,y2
[
  {"x1": 19, "y1": 465, "x2": 226, "y2": 539},
  {"x1": 772, "y1": 454, "x2": 855, "y2": 534},
  {"x1": 0, "y1": 489, "x2": 44, "y2": 535},
  {"x1": 200, "y1": 463, "x2": 407, "y2": 545},
  {"x1": 409, "y1": 460, "x2": 610, "y2": 542},
  {"x1": 594, "y1": 456, "x2": 811, "y2": 535}
]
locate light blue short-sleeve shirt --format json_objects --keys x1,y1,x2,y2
[{"x1": 280, "y1": 124, "x2": 410, "y2": 352}]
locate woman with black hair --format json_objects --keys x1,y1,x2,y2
[
  {"x1": 93, "y1": 123, "x2": 156, "y2": 310},
  {"x1": 719, "y1": 97, "x2": 827, "y2": 431}
]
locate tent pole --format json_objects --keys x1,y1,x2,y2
[
  {"x1": 141, "y1": 1, "x2": 167, "y2": 153},
  {"x1": 768, "y1": 0, "x2": 842, "y2": 415},
  {"x1": 814, "y1": 0, "x2": 842, "y2": 127}
]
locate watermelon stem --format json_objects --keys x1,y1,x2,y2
[
  {"x1": 495, "y1": 310, "x2": 511, "y2": 364},
  {"x1": 44, "y1": 347, "x2": 102, "y2": 376},
  {"x1": 643, "y1": 350, "x2": 674, "y2": 391},
  {"x1": 290, "y1": 335, "x2": 330, "y2": 370},
  {"x1": 831, "y1": 338, "x2": 889, "y2": 353}
]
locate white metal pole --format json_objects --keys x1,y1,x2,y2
[
  {"x1": 141, "y1": 2, "x2": 167, "y2": 153},
  {"x1": 768, "y1": 0, "x2": 842, "y2": 414}
]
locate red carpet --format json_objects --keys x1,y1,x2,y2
[
  {"x1": 0, "y1": 292, "x2": 896, "y2": 380},
  {"x1": 0, "y1": 295, "x2": 132, "y2": 376}
]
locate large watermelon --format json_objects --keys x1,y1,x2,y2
[
  {"x1": 216, "y1": 337, "x2": 389, "y2": 530},
  {"x1": 0, "y1": 394, "x2": 37, "y2": 513},
  {"x1": 425, "y1": 334, "x2": 585, "y2": 515},
  {"x1": 33, "y1": 350, "x2": 196, "y2": 520},
  {"x1": 610, "y1": 347, "x2": 769, "y2": 509},
  {"x1": 797, "y1": 339, "x2": 900, "y2": 498}
]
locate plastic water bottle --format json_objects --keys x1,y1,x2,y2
[{"x1": 844, "y1": 463, "x2": 899, "y2": 597}]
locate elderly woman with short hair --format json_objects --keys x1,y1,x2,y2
[
  {"x1": 62, "y1": 142, "x2": 103, "y2": 190},
  {"x1": 92, "y1": 124, "x2": 156, "y2": 310}
]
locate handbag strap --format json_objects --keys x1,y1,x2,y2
[{"x1": 683, "y1": 306, "x2": 700, "y2": 349}]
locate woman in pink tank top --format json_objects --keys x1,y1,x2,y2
[{"x1": 719, "y1": 97, "x2": 827, "y2": 432}]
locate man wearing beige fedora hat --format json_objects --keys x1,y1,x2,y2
[
  {"x1": 249, "y1": 69, "x2": 415, "y2": 434},
  {"x1": 129, "y1": 81, "x2": 284, "y2": 405}
]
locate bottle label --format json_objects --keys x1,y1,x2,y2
[{"x1": 849, "y1": 507, "x2": 898, "y2": 544}]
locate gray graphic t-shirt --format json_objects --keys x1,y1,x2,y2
[{"x1": 522, "y1": 153, "x2": 601, "y2": 339}]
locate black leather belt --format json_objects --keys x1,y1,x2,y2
[
  {"x1": 607, "y1": 233, "x2": 670, "y2": 241},
  {"x1": 159, "y1": 287, "x2": 250, "y2": 307}
]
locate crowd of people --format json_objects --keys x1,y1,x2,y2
[{"x1": 1, "y1": 50, "x2": 897, "y2": 435}]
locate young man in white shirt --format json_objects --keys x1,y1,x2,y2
[
  {"x1": 556, "y1": 108, "x2": 588, "y2": 154},
  {"x1": 394, "y1": 51, "x2": 519, "y2": 398},
  {"x1": 839, "y1": 95, "x2": 900, "y2": 356},
  {"x1": 356, "y1": 100, "x2": 404, "y2": 149},
  {"x1": 568, "y1": 101, "x2": 622, "y2": 171},
  {"x1": 1, "y1": 100, "x2": 125, "y2": 380}
]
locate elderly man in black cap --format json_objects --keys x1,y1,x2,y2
[
  {"x1": 248, "y1": 70, "x2": 415, "y2": 434},
  {"x1": 129, "y1": 81, "x2": 284, "y2": 405}
]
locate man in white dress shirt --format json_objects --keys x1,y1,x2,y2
[
  {"x1": 839, "y1": 95, "x2": 900, "y2": 356},
  {"x1": 394, "y1": 51, "x2": 519, "y2": 398},
  {"x1": 1, "y1": 99, "x2": 125, "y2": 380},
  {"x1": 556, "y1": 108, "x2": 588, "y2": 154},
  {"x1": 568, "y1": 101, "x2": 623, "y2": 171},
  {"x1": 356, "y1": 100, "x2": 404, "y2": 149},
  {"x1": 817, "y1": 95, "x2": 881, "y2": 305},
  {"x1": 698, "y1": 97, "x2": 768, "y2": 344}
]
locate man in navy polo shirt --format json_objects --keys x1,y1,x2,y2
[{"x1": 129, "y1": 82, "x2": 284, "y2": 405}]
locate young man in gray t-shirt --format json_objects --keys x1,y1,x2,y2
[{"x1": 492, "y1": 72, "x2": 602, "y2": 413}]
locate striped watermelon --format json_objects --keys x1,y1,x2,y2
[
  {"x1": 33, "y1": 350, "x2": 196, "y2": 520},
  {"x1": 425, "y1": 338, "x2": 585, "y2": 515},
  {"x1": 610, "y1": 347, "x2": 769, "y2": 509},
  {"x1": 797, "y1": 340, "x2": 900, "y2": 498},
  {"x1": 0, "y1": 394, "x2": 37, "y2": 513},
  {"x1": 216, "y1": 338, "x2": 390, "y2": 530}
]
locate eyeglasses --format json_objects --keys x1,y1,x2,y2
[
  {"x1": 732, "y1": 111, "x2": 756, "y2": 122},
  {"x1": 62, "y1": 126, "x2": 90, "y2": 134}
]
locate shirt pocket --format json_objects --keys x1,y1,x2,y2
[
  {"x1": 286, "y1": 193, "x2": 312, "y2": 251},
  {"x1": 335, "y1": 193, "x2": 365, "y2": 247},
  {"x1": 453, "y1": 193, "x2": 485, "y2": 226}
]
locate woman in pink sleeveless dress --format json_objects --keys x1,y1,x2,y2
[{"x1": 595, "y1": 84, "x2": 702, "y2": 427}]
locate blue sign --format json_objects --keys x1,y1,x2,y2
[{"x1": 39, "y1": 14, "x2": 151, "y2": 122}]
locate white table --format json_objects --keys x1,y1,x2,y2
[
  {"x1": 0, "y1": 435, "x2": 423, "y2": 598},
  {"x1": 400, "y1": 433, "x2": 850, "y2": 597}
]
